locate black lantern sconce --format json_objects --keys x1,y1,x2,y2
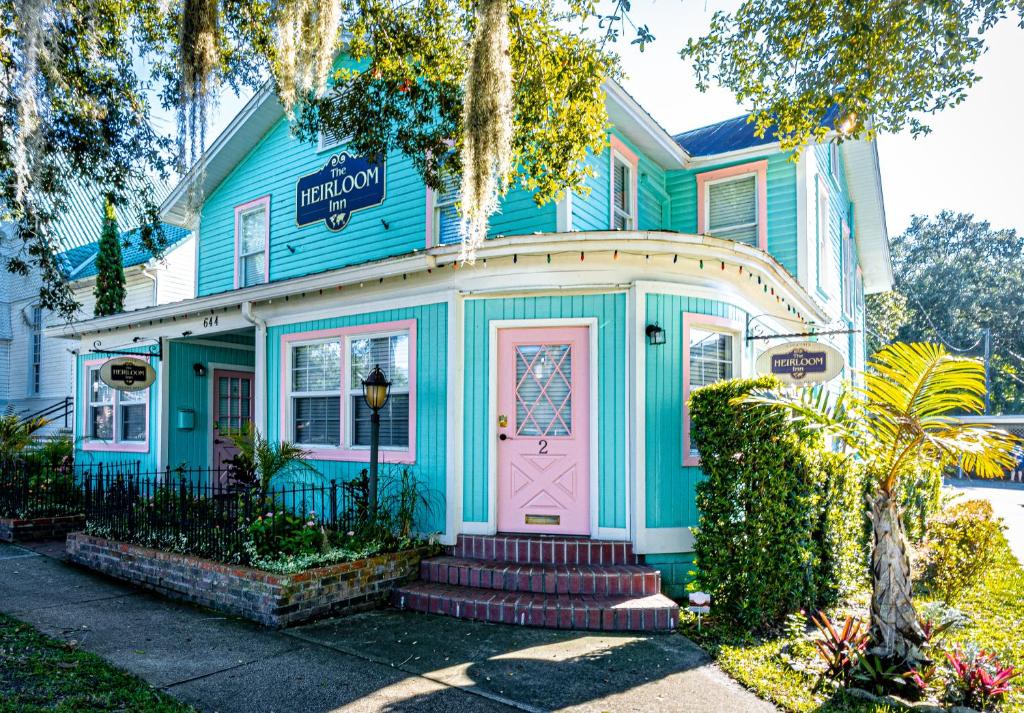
[
  {"x1": 361, "y1": 365, "x2": 392, "y2": 517},
  {"x1": 645, "y1": 324, "x2": 666, "y2": 346},
  {"x1": 193, "y1": 362, "x2": 207, "y2": 377}
]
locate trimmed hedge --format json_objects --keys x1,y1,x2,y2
[{"x1": 689, "y1": 376, "x2": 867, "y2": 630}]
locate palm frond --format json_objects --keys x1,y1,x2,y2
[
  {"x1": 922, "y1": 423, "x2": 1019, "y2": 479},
  {"x1": 864, "y1": 343, "x2": 986, "y2": 421},
  {"x1": 735, "y1": 384, "x2": 860, "y2": 446}
]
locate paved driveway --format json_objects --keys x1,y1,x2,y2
[
  {"x1": 0, "y1": 542, "x2": 774, "y2": 713},
  {"x1": 945, "y1": 479, "x2": 1024, "y2": 563}
]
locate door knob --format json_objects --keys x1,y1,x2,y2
[{"x1": 499, "y1": 433, "x2": 508, "y2": 441}]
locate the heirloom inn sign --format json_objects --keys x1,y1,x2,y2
[
  {"x1": 296, "y1": 151, "x2": 386, "y2": 231},
  {"x1": 99, "y1": 357, "x2": 156, "y2": 392},
  {"x1": 755, "y1": 341, "x2": 845, "y2": 386}
]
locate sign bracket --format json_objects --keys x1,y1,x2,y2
[
  {"x1": 89, "y1": 337, "x2": 163, "y2": 361},
  {"x1": 744, "y1": 312, "x2": 859, "y2": 343}
]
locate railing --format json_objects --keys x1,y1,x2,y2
[
  {"x1": 0, "y1": 460, "x2": 134, "y2": 520},
  {"x1": 81, "y1": 464, "x2": 362, "y2": 564},
  {"x1": 20, "y1": 397, "x2": 74, "y2": 429}
]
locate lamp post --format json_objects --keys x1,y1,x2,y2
[{"x1": 361, "y1": 364, "x2": 391, "y2": 518}]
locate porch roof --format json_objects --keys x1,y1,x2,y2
[{"x1": 46, "y1": 231, "x2": 830, "y2": 341}]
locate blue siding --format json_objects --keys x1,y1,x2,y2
[
  {"x1": 166, "y1": 339, "x2": 256, "y2": 469},
  {"x1": 644, "y1": 293, "x2": 748, "y2": 530},
  {"x1": 462, "y1": 293, "x2": 627, "y2": 530},
  {"x1": 266, "y1": 302, "x2": 448, "y2": 535}
]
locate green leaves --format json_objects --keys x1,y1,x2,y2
[{"x1": 680, "y1": 0, "x2": 1024, "y2": 155}]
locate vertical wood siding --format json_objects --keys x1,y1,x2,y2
[
  {"x1": 665, "y1": 153, "x2": 799, "y2": 275},
  {"x1": 266, "y1": 302, "x2": 448, "y2": 535},
  {"x1": 644, "y1": 293, "x2": 748, "y2": 529},
  {"x1": 461, "y1": 293, "x2": 627, "y2": 530},
  {"x1": 165, "y1": 339, "x2": 256, "y2": 468}
]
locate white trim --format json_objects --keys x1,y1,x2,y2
[
  {"x1": 602, "y1": 81, "x2": 689, "y2": 169},
  {"x1": 478, "y1": 317, "x2": 603, "y2": 538},
  {"x1": 796, "y1": 153, "x2": 810, "y2": 287},
  {"x1": 686, "y1": 143, "x2": 778, "y2": 167},
  {"x1": 556, "y1": 191, "x2": 573, "y2": 232},
  {"x1": 444, "y1": 292, "x2": 462, "y2": 546},
  {"x1": 610, "y1": 151, "x2": 637, "y2": 230},
  {"x1": 158, "y1": 338, "x2": 170, "y2": 471},
  {"x1": 179, "y1": 338, "x2": 255, "y2": 352},
  {"x1": 206, "y1": 363, "x2": 256, "y2": 469}
]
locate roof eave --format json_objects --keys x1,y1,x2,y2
[
  {"x1": 842, "y1": 139, "x2": 893, "y2": 294},
  {"x1": 602, "y1": 81, "x2": 691, "y2": 169}
]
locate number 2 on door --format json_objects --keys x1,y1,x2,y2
[{"x1": 537, "y1": 439, "x2": 548, "y2": 454}]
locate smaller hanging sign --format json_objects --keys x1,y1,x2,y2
[
  {"x1": 295, "y1": 151, "x2": 386, "y2": 232},
  {"x1": 99, "y1": 357, "x2": 156, "y2": 392},
  {"x1": 755, "y1": 341, "x2": 845, "y2": 385}
]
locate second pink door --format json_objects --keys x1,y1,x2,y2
[{"x1": 496, "y1": 327, "x2": 590, "y2": 535}]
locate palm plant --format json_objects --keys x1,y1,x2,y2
[
  {"x1": 741, "y1": 342, "x2": 1017, "y2": 661},
  {"x1": 225, "y1": 422, "x2": 318, "y2": 500},
  {"x1": 0, "y1": 415, "x2": 48, "y2": 460}
]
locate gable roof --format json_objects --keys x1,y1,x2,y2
[
  {"x1": 674, "y1": 106, "x2": 843, "y2": 158},
  {"x1": 57, "y1": 223, "x2": 191, "y2": 281}
]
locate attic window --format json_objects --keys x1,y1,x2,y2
[
  {"x1": 317, "y1": 88, "x2": 353, "y2": 153},
  {"x1": 433, "y1": 168, "x2": 461, "y2": 245}
]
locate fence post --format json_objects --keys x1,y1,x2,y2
[
  {"x1": 83, "y1": 467, "x2": 92, "y2": 518},
  {"x1": 330, "y1": 480, "x2": 338, "y2": 528}
]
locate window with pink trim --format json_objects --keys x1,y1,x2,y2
[
  {"x1": 235, "y1": 197, "x2": 269, "y2": 288},
  {"x1": 681, "y1": 315, "x2": 740, "y2": 466},
  {"x1": 696, "y1": 161, "x2": 768, "y2": 250},
  {"x1": 283, "y1": 320, "x2": 416, "y2": 462},
  {"x1": 82, "y1": 360, "x2": 149, "y2": 451},
  {"x1": 609, "y1": 136, "x2": 638, "y2": 230}
]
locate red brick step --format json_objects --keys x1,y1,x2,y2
[
  {"x1": 421, "y1": 556, "x2": 660, "y2": 597},
  {"x1": 392, "y1": 581, "x2": 679, "y2": 632},
  {"x1": 452, "y1": 534, "x2": 639, "y2": 566}
]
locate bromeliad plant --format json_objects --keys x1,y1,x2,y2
[
  {"x1": 741, "y1": 343, "x2": 1018, "y2": 662},
  {"x1": 944, "y1": 645, "x2": 1020, "y2": 710},
  {"x1": 810, "y1": 611, "x2": 869, "y2": 687}
]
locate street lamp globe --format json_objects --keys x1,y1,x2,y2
[{"x1": 362, "y1": 365, "x2": 391, "y2": 411}]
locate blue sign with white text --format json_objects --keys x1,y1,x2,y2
[{"x1": 295, "y1": 151, "x2": 386, "y2": 231}]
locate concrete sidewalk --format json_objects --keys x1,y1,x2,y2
[{"x1": 0, "y1": 542, "x2": 775, "y2": 713}]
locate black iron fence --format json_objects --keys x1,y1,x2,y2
[
  {"x1": 81, "y1": 465, "x2": 363, "y2": 563},
  {"x1": 1, "y1": 459, "x2": 364, "y2": 564}
]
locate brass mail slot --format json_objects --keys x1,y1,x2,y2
[{"x1": 525, "y1": 514, "x2": 560, "y2": 526}]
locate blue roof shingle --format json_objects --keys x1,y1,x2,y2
[
  {"x1": 674, "y1": 107, "x2": 842, "y2": 157},
  {"x1": 58, "y1": 223, "x2": 190, "y2": 281}
]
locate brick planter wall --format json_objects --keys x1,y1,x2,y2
[
  {"x1": 0, "y1": 515, "x2": 85, "y2": 543},
  {"x1": 66, "y1": 533, "x2": 431, "y2": 628}
]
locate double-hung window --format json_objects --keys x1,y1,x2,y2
[
  {"x1": 284, "y1": 322, "x2": 415, "y2": 460},
  {"x1": 841, "y1": 220, "x2": 855, "y2": 316},
  {"x1": 84, "y1": 363, "x2": 148, "y2": 447},
  {"x1": 612, "y1": 156, "x2": 635, "y2": 230},
  {"x1": 707, "y1": 175, "x2": 758, "y2": 245},
  {"x1": 29, "y1": 304, "x2": 42, "y2": 395},
  {"x1": 816, "y1": 178, "x2": 833, "y2": 294},
  {"x1": 433, "y1": 169, "x2": 461, "y2": 246},
  {"x1": 683, "y1": 317, "x2": 738, "y2": 465},
  {"x1": 236, "y1": 198, "x2": 268, "y2": 288},
  {"x1": 291, "y1": 341, "x2": 342, "y2": 447},
  {"x1": 347, "y1": 332, "x2": 410, "y2": 448}
]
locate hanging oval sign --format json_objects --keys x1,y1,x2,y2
[
  {"x1": 755, "y1": 341, "x2": 845, "y2": 385},
  {"x1": 99, "y1": 357, "x2": 156, "y2": 392}
]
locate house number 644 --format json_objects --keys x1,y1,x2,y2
[{"x1": 203, "y1": 316, "x2": 219, "y2": 328}]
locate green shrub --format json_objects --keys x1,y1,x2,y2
[
  {"x1": 899, "y1": 460, "x2": 943, "y2": 543},
  {"x1": 922, "y1": 499, "x2": 1003, "y2": 603},
  {"x1": 689, "y1": 376, "x2": 867, "y2": 630}
]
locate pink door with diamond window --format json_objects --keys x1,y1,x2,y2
[
  {"x1": 496, "y1": 327, "x2": 590, "y2": 535},
  {"x1": 212, "y1": 369, "x2": 254, "y2": 471}
]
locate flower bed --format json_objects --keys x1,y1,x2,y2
[
  {"x1": 0, "y1": 514, "x2": 85, "y2": 542},
  {"x1": 67, "y1": 533, "x2": 433, "y2": 628}
]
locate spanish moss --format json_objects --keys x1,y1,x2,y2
[
  {"x1": 459, "y1": 0, "x2": 513, "y2": 264},
  {"x1": 10, "y1": 0, "x2": 51, "y2": 205},
  {"x1": 177, "y1": 0, "x2": 219, "y2": 212},
  {"x1": 274, "y1": 0, "x2": 343, "y2": 114}
]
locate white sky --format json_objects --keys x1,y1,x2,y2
[{"x1": 198, "y1": 1, "x2": 1024, "y2": 237}]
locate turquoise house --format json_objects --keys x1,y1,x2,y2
[{"x1": 54, "y1": 80, "x2": 892, "y2": 603}]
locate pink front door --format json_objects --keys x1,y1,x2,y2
[
  {"x1": 496, "y1": 327, "x2": 590, "y2": 535},
  {"x1": 212, "y1": 369, "x2": 254, "y2": 470}
]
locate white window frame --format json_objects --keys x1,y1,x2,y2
[
  {"x1": 316, "y1": 87, "x2": 353, "y2": 153},
  {"x1": 681, "y1": 314, "x2": 743, "y2": 467},
  {"x1": 703, "y1": 172, "x2": 759, "y2": 243},
  {"x1": 29, "y1": 304, "x2": 42, "y2": 395},
  {"x1": 432, "y1": 176, "x2": 461, "y2": 246},
  {"x1": 611, "y1": 153, "x2": 636, "y2": 231},
  {"x1": 343, "y1": 329, "x2": 411, "y2": 451},
  {"x1": 816, "y1": 177, "x2": 833, "y2": 295},
  {"x1": 287, "y1": 337, "x2": 343, "y2": 449},
  {"x1": 829, "y1": 142, "x2": 841, "y2": 182},
  {"x1": 82, "y1": 363, "x2": 150, "y2": 448},
  {"x1": 841, "y1": 220, "x2": 855, "y2": 317},
  {"x1": 234, "y1": 197, "x2": 269, "y2": 289}
]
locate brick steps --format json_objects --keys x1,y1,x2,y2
[
  {"x1": 394, "y1": 535, "x2": 677, "y2": 632},
  {"x1": 453, "y1": 534, "x2": 639, "y2": 566},
  {"x1": 421, "y1": 556, "x2": 660, "y2": 596},
  {"x1": 392, "y1": 581, "x2": 679, "y2": 632}
]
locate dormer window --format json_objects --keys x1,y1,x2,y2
[
  {"x1": 235, "y1": 197, "x2": 269, "y2": 288},
  {"x1": 706, "y1": 174, "x2": 758, "y2": 245},
  {"x1": 316, "y1": 87, "x2": 353, "y2": 153},
  {"x1": 433, "y1": 169, "x2": 461, "y2": 245},
  {"x1": 612, "y1": 157, "x2": 635, "y2": 230}
]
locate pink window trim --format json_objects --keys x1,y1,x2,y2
[
  {"x1": 696, "y1": 160, "x2": 769, "y2": 251},
  {"x1": 233, "y1": 195, "x2": 271, "y2": 289},
  {"x1": 681, "y1": 313, "x2": 741, "y2": 467},
  {"x1": 424, "y1": 187, "x2": 435, "y2": 249},
  {"x1": 280, "y1": 318, "x2": 417, "y2": 463},
  {"x1": 609, "y1": 135, "x2": 639, "y2": 230},
  {"x1": 80, "y1": 357, "x2": 151, "y2": 453}
]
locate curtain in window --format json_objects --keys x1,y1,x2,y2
[
  {"x1": 349, "y1": 334, "x2": 410, "y2": 447},
  {"x1": 292, "y1": 342, "x2": 341, "y2": 446},
  {"x1": 708, "y1": 176, "x2": 757, "y2": 245}
]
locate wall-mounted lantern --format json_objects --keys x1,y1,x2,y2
[
  {"x1": 645, "y1": 324, "x2": 666, "y2": 346},
  {"x1": 193, "y1": 362, "x2": 207, "y2": 377}
]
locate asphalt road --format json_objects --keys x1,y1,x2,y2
[{"x1": 945, "y1": 479, "x2": 1024, "y2": 563}]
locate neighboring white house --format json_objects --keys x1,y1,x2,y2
[{"x1": 0, "y1": 221, "x2": 194, "y2": 436}]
